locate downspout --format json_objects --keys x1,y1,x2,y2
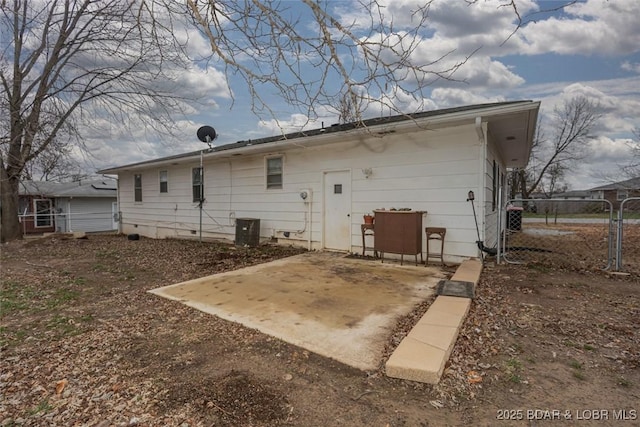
[
  {"x1": 67, "y1": 199, "x2": 72, "y2": 233},
  {"x1": 116, "y1": 179, "x2": 121, "y2": 235},
  {"x1": 475, "y1": 117, "x2": 487, "y2": 251},
  {"x1": 496, "y1": 181, "x2": 502, "y2": 263},
  {"x1": 199, "y1": 150, "x2": 204, "y2": 242},
  {"x1": 308, "y1": 199, "x2": 312, "y2": 251}
]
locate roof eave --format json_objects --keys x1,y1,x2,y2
[{"x1": 98, "y1": 101, "x2": 540, "y2": 174}]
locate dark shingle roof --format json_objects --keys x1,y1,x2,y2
[
  {"x1": 19, "y1": 180, "x2": 117, "y2": 197},
  {"x1": 99, "y1": 100, "x2": 533, "y2": 173},
  {"x1": 589, "y1": 177, "x2": 640, "y2": 191}
]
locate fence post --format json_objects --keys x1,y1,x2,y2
[
  {"x1": 616, "y1": 197, "x2": 640, "y2": 273},
  {"x1": 497, "y1": 189, "x2": 502, "y2": 264},
  {"x1": 616, "y1": 208, "x2": 623, "y2": 271}
]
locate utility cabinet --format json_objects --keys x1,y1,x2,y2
[
  {"x1": 373, "y1": 210, "x2": 425, "y2": 265},
  {"x1": 235, "y1": 218, "x2": 260, "y2": 247}
]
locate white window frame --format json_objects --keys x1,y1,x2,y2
[
  {"x1": 266, "y1": 156, "x2": 283, "y2": 190},
  {"x1": 34, "y1": 199, "x2": 53, "y2": 228},
  {"x1": 159, "y1": 170, "x2": 168, "y2": 194},
  {"x1": 617, "y1": 190, "x2": 628, "y2": 200},
  {"x1": 134, "y1": 174, "x2": 142, "y2": 202},
  {"x1": 192, "y1": 167, "x2": 203, "y2": 202}
]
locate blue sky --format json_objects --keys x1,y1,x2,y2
[{"x1": 90, "y1": 0, "x2": 640, "y2": 190}]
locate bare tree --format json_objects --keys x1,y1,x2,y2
[
  {"x1": 184, "y1": 0, "x2": 576, "y2": 127},
  {"x1": 2, "y1": 0, "x2": 576, "y2": 242},
  {"x1": 1, "y1": 0, "x2": 190, "y2": 241},
  {"x1": 337, "y1": 91, "x2": 368, "y2": 124},
  {"x1": 185, "y1": 0, "x2": 473, "y2": 126},
  {"x1": 621, "y1": 128, "x2": 640, "y2": 178},
  {"x1": 21, "y1": 136, "x2": 82, "y2": 182},
  {"x1": 511, "y1": 96, "x2": 601, "y2": 199}
]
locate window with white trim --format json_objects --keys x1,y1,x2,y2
[
  {"x1": 159, "y1": 170, "x2": 168, "y2": 193},
  {"x1": 617, "y1": 190, "x2": 629, "y2": 200},
  {"x1": 266, "y1": 156, "x2": 283, "y2": 189},
  {"x1": 192, "y1": 167, "x2": 203, "y2": 202},
  {"x1": 34, "y1": 199, "x2": 52, "y2": 227},
  {"x1": 492, "y1": 160, "x2": 498, "y2": 211},
  {"x1": 134, "y1": 174, "x2": 142, "y2": 202}
]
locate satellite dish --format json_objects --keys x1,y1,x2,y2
[{"x1": 197, "y1": 125, "x2": 217, "y2": 145}]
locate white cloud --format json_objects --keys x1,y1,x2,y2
[
  {"x1": 59, "y1": 0, "x2": 639, "y2": 183},
  {"x1": 562, "y1": 136, "x2": 635, "y2": 190},
  {"x1": 621, "y1": 61, "x2": 640, "y2": 74},
  {"x1": 360, "y1": 31, "x2": 524, "y2": 93},
  {"x1": 430, "y1": 88, "x2": 505, "y2": 108},
  {"x1": 588, "y1": 136, "x2": 635, "y2": 164},
  {"x1": 515, "y1": 0, "x2": 640, "y2": 56},
  {"x1": 258, "y1": 114, "x2": 316, "y2": 135},
  {"x1": 521, "y1": 79, "x2": 639, "y2": 190},
  {"x1": 363, "y1": 86, "x2": 438, "y2": 116},
  {"x1": 426, "y1": 0, "x2": 537, "y2": 38},
  {"x1": 529, "y1": 80, "x2": 640, "y2": 139}
]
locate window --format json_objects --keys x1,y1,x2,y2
[
  {"x1": 492, "y1": 160, "x2": 498, "y2": 211},
  {"x1": 159, "y1": 170, "x2": 168, "y2": 193},
  {"x1": 617, "y1": 190, "x2": 629, "y2": 200},
  {"x1": 192, "y1": 167, "x2": 203, "y2": 202},
  {"x1": 34, "y1": 199, "x2": 52, "y2": 227},
  {"x1": 266, "y1": 156, "x2": 283, "y2": 189},
  {"x1": 134, "y1": 174, "x2": 142, "y2": 202}
]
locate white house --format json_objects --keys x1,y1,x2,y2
[{"x1": 99, "y1": 101, "x2": 540, "y2": 263}]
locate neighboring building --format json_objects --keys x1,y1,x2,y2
[
  {"x1": 529, "y1": 190, "x2": 595, "y2": 215},
  {"x1": 588, "y1": 177, "x2": 640, "y2": 211},
  {"x1": 18, "y1": 180, "x2": 118, "y2": 234},
  {"x1": 554, "y1": 190, "x2": 592, "y2": 200},
  {"x1": 99, "y1": 101, "x2": 540, "y2": 263}
]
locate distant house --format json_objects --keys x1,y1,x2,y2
[
  {"x1": 527, "y1": 190, "x2": 597, "y2": 215},
  {"x1": 588, "y1": 177, "x2": 640, "y2": 210},
  {"x1": 99, "y1": 101, "x2": 540, "y2": 263},
  {"x1": 18, "y1": 180, "x2": 118, "y2": 234},
  {"x1": 554, "y1": 190, "x2": 592, "y2": 200}
]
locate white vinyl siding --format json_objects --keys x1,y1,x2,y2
[
  {"x1": 67, "y1": 198, "x2": 117, "y2": 232},
  {"x1": 116, "y1": 123, "x2": 486, "y2": 260},
  {"x1": 482, "y1": 129, "x2": 507, "y2": 251}
]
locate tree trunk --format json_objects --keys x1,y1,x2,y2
[
  {"x1": 519, "y1": 170, "x2": 529, "y2": 199},
  {"x1": 0, "y1": 167, "x2": 22, "y2": 242}
]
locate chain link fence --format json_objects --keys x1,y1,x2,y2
[
  {"x1": 616, "y1": 197, "x2": 640, "y2": 273},
  {"x1": 499, "y1": 199, "x2": 616, "y2": 271}
]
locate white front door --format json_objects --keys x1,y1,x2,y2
[{"x1": 323, "y1": 170, "x2": 351, "y2": 251}]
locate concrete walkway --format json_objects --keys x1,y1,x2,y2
[{"x1": 385, "y1": 259, "x2": 482, "y2": 384}]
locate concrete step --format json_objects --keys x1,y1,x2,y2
[{"x1": 385, "y1": 259, "x2": 482, "y2": 384}]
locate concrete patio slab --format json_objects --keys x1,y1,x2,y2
[{"x1": 150, "y1": 252, "x2": 446, "y2": 371}]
